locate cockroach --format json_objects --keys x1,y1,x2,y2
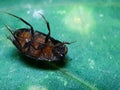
[{"x1": 5, "y1": 13, "x2": 70, "y2": 61}]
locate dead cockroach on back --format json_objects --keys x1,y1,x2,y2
[{"x1": 5, "y1": 12, "x2": 70, "y2": 62}]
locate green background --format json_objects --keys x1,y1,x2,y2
[{"x1": 0, "y1": 0, "x2": 120, "y2": 90}]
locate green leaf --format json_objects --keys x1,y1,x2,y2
[{"x1": 0, "y1": 1, "x2": 120, "y2": 90}]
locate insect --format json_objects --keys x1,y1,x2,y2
[{"x1": 5, "y1": 13, "x2": 70, "y2": 62}]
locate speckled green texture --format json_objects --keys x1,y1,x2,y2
[{"x1": 0, "y1": 1, "x2": 120, "y2": 90}]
